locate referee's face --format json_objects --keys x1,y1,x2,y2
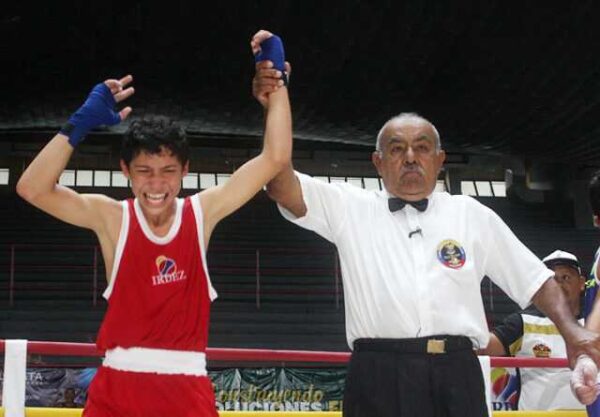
[{"x1": 372, "y1": 119, "x2": 445, "y2": 201}]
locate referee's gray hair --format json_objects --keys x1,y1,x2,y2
[{"x1": 375, "y1": 113, "x2": 442, "y2": 152}]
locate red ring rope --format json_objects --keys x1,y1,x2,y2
[{"x1": 0, "y1": 339, "x2": 569, "y2": 367}]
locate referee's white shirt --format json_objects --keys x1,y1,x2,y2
[{"x1": 278, "y1": 172, "x2": 554, "y2": 349}]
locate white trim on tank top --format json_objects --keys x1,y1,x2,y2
[
  {"x1": 133, "y1": 197, "x2": 184, "y2": 245},
  {"x1": 103, "y1": 200, "x2": 130, "y2": 300},
  {"x1": 190, "y1": 194, "x2": 218, "y2": 301}
]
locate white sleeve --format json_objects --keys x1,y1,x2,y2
[
  {"x1": 277, "y1": 172, "x2": 348, "y2": 243},
  {"x1": 482, "y1": 207, "x2": 553, "y2": 309}
]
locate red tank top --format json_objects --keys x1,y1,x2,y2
[{"x1": 96, "y1": 195, "x2": 217, "y2": 352}]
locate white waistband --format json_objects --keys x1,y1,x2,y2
[{"x1": 103, "y1": 347, "x2": 207, "y2": 376}]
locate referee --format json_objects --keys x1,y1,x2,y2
[{"x1": 252, "y1": 58, "x2": 600, "y2": 417}]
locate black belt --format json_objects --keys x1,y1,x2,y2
[{"x1": 353, "y1": 335, "x2": 473, "y2": 355}]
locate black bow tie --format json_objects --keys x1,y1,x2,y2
[{"x1": 388, "y1": 197, "x2": 429, "y2": 213}]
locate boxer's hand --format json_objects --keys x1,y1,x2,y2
[
  {"x1": 251, "y1": 30, "x2": 289, "y2": 109},
  {"x1": 251, "y1": 30, "x2": 285, "y2": 70},
  {"x1": 60, "y1": 75, "x2": 134, "y2": 147}
]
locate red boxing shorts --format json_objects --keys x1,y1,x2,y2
[
  {"x1": 83, "y1": 347, "x2": 217, "y2": 417},
  {"x1": 83, "y1": 366, "x2": 218, "y2": 417}
]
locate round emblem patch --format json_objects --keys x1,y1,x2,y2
[{"x1": 437, "y1": 239, "x2": 466, "y2": 269}]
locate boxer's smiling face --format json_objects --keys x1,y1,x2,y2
[
  {"x1": 372, "y1": 118, "x2": 445, "y2": 201},
  {"x1": 121, "y1": 147, "x2": 188, "y2": 219}
]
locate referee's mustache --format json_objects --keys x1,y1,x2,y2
[{"x1": 400, "y1": 163, "x2": 425, "y2": 177}]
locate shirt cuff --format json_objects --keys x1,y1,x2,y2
[
  {"x1": 518, "y1": 267, "x2": 555, "y2": 309},
  {"x1": 276, "y1": 172, "x2": 312, "y2": 227}
]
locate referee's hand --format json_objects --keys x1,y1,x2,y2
[{"x1": 566, "y1": 327, "x2": 600, "y2": 369}]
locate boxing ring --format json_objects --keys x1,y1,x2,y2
[{"x1": 0, "y1": 339, "x2": 586, "y2": 416}]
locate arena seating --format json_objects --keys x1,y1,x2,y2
[{"x1": 1, "y1": 189, "x2": 598, "y2": 350}]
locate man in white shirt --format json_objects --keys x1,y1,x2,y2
[{"x1": 252, "y1": 58, "x2": 600, "y2": 417}]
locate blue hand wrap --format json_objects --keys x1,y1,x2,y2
[
  {"x1": 60, "y1": 83, "x2": 121, "y2": 147},
  {"x1": 255, "y1": 35, "x2": 288, "y2": 85}
]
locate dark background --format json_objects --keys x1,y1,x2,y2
[{"x1": 3, "y1": 1, "x2": 600, "y2": 162}]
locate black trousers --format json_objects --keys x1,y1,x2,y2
[{"x1": 343, "y1": 336, "x2": 488, "y2": 417}]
